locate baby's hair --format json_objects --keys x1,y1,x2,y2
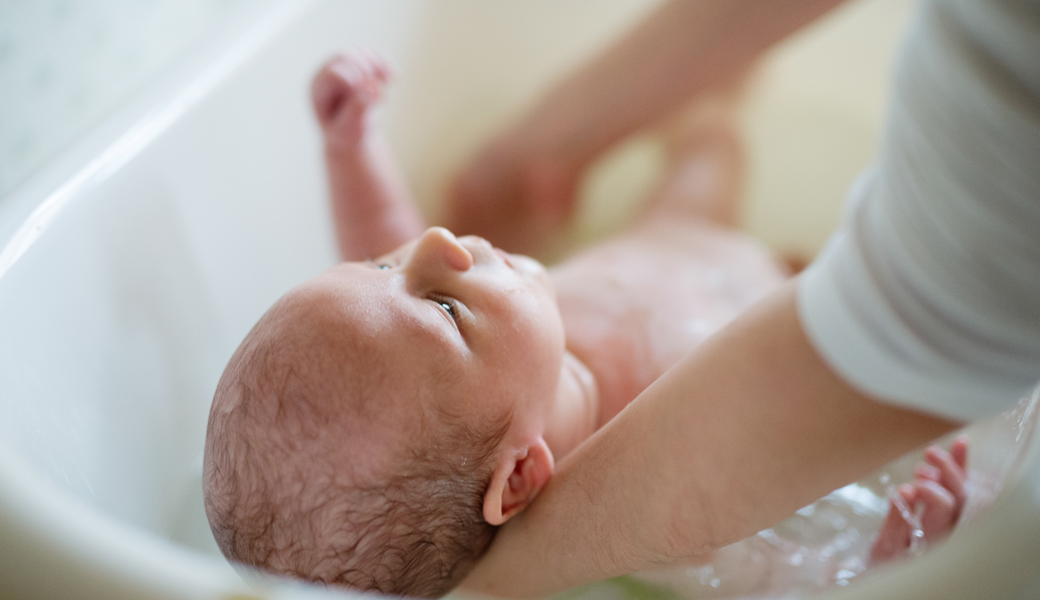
[{"x1": 204, "y1": 293, "x2": 512, "y2": 598}]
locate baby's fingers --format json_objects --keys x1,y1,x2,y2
[
  {"x1": 337, "y1": 50, "x2": 391, "y2": 101},
  {"x1": 950, "y1": 436, "x2": 969, "y2": 471},
  {"x1": 310, "y1": 52, "x2": 390, "y2": 126},
  {"x1": 914, "y1": 462, "x2": 941, "y2": 482},
  {"x1": 915, "y1": 479, "x2": 958, "y2": 542},
  {"x1": 355, "y1": 46, "x2": 393, "y2": 83},
  {"x1": 311, "y1": 59, "x2": 350, "y2": 126},
  {"x1": 870, "y1": 484, "x2": 918, "y2": 564},
  {"x1": 924, "y1": 445, "x2": 968, "y2": 507}
]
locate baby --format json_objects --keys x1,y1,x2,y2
[{"x1": 203, "y1": 53, "x2": 967, "y2": 598}]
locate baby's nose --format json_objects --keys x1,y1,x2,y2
[{"x1": 411, "y1": 227, "x2": 473, "y2": 272}]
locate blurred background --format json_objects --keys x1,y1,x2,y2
[{"x1": 1, "y1": 0, "x2": 915, "y2": 260}]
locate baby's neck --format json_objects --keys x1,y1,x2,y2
[{"x1": 543, "y1": 351, "x2": 600, "y2": 460}]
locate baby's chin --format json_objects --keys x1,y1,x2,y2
[{"x1": 506, "y1": 251, "x2": 556, "y2": 294}]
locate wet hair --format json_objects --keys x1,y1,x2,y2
[{"x1": 203, "y1": 293, "x2": 512, "y2": 598}]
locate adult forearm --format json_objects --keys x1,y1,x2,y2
[
  {"x1": 462, "y1": 281, "x2": 958, "y2": 598},
  {"x1": 519, "y1": 0, "x2": 846, "y2": 170}
]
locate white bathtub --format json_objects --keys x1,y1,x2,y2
[{"x1": 1, "y1": 1, "x2": 1038, "y2": 599}]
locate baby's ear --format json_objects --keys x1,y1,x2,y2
[{"x1": 482, "y1": 438, "x2": 554, "y2": 526}]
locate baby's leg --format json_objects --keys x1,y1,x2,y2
[
  {"x1": 638, "y1": 94, "x2": 744, "y2": 228},
  {"x1": 311, "y1": 52, "x2": 424, "y2": 261},
  {"x1": 869, "y1": 437, "x2": 969, "y2": 564}
]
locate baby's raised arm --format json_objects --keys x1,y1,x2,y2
[{"x1": 311, "y1": 52, "x2": 424, "y2": 260}]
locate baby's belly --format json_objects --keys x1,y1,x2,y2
[{"x1": 558, "y1": 281, "x2": 738, "y2": 418}]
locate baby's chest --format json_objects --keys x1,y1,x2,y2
[
  {"x1": 550, "y1": 225, "x2": 785, "y2": 403},
  {"x1": 556, "y1": 264, "x2": 733, "y2": 361},
  {"x1": 554, "y1": 236, "x2": 747, "y2": 331},
  {"x1": 552, "y1": 251, "x2": 743, "y2": 402}
]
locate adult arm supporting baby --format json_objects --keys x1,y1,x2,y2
[
  {"x1": 460, "y1": 282, "x2": 959, "y2": 598},
  {"x1": 458, "y1": 0, "x2": 1040, "y2": 595}
]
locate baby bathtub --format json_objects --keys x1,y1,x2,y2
[{"x1": 1, "y1": 0, "x2": 1038, "y2": 599}]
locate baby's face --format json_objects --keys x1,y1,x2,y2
[{"x1": 311, "y1": 227, "x2": 565, "y2": 441}]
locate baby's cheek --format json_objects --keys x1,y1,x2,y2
[
  {"x1": 486, "y1": 286, "x2": 565, "y2": 381},
  {"x1": 524, "y1": 325, "x2": 567, "y2": 393},
  {"x1": 511, "y1": 305, "x2": 562, "y2": 355}
]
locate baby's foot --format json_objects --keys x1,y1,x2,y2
[
  {"x1": 869, "y1": 437, "x2": 969, "y2": 564},
  {"x1": 311, "y1": 51, "x2": 391, "y2": 150},
  {"x1": 446, "y1": 131, "x2": 581, "y2": 257}
]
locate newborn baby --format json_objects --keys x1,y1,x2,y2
[{"x1": 203, "y1": 53, "x2": 966, "y2": 598}]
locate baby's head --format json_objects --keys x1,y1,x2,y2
[{"x1": 204, "y1": 228, "x2": 581, "y2": 597}]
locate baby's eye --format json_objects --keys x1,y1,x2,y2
[
  {"x1": 437, "y1": 298, "x2": 459, "y2": 320},
  {"x1": 378, "y1": 264, "x2": 390, "y2": 270}
]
